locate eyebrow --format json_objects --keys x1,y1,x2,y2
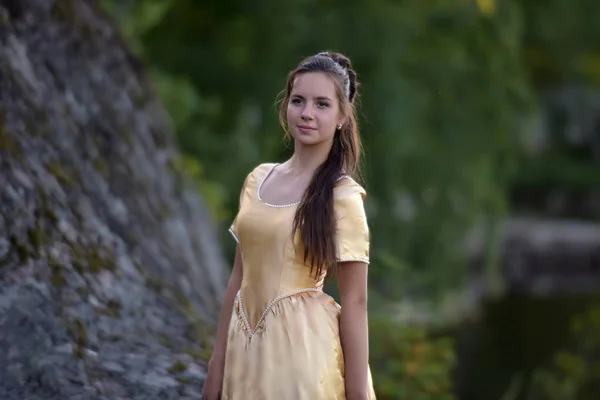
[{"x1": 291, "y1": 94, "x2": 333, "y2": 102}]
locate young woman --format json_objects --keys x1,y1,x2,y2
[{"x1": 202, "y1": 51, "x2": 376, "y2": 400}]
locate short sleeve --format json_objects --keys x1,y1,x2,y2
[
  {"x1": 229, "y1": 173, "x2": 250, "y2": 244},
  {"x1": 335, "y1": 189, "x2": 370, "y2": 264}
]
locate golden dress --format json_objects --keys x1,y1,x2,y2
[{"x1": 222, "y1": 163, "x2": 376, "y2": 400}]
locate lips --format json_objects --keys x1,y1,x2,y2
[{"x1": 297, "y1": 125, "x2": 316, "y2": 132}]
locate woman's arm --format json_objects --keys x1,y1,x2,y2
[
  {"x1": 337, "y1": 260, "x2": 370, "y2": 400},
  {"x1": 207, "y1": 245, "x2": 244, "y2": 377}
]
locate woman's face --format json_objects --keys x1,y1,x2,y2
[{"x1": 286, "y1": 72, "x2": 345, "y2": 147}]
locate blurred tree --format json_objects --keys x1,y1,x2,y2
[
  {"x1": 104, "y1": 0, "x2": 536, "y2": 299},
  {"x1": 102, "y1": 0, "x2": 600, "y2": 398}
]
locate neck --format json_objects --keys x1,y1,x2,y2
[{"x1": 286, "y1": 139, "x2": 333, "y2": 176}]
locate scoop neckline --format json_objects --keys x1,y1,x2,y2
[
  {"x1": 257, "y1": 164, "x2": 300, "y2": 208},
  {"x1": 256, "y1": 163, "x2": 351, "y2": 208}
]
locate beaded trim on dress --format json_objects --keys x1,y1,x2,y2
[
  {"x1": 337, "y1": 257, "x2": 369, "y2": 264},
  {"x1": 228, "y1": 228, "x2": 239, "y2": 244},
  {"x1": 236, "y1": 288, "x2": 322, "y2": 339},
  {"x1": 257, "y1": 163, "x2": 351, "y2": 208}
]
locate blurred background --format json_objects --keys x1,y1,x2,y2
[{"x1": 100, "y1": 0, "x2": 600, "y2": 399}]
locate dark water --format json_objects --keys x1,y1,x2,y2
[{"x1": 453, "y1": 293, "x2": 600, "y2": 400}]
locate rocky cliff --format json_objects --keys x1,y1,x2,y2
[{"x1": 0, "y1": 0, "x2": 226, "y2": 398}]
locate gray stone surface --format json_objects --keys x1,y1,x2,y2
[{"x1": 0, "y1": 0, "x2": 227, "y2": 398}]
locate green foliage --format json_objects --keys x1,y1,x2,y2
[
  {"x1": 104, "y1": 0, "x2": 600, "y2": 293},
  {"x1": 530, "y1": 303, "x2": 600, "y2": 400},
  {"x1": 103, "y1": 1, "x2": 600, "y2": 397},
  {"x1": 104, "y1": 0, "x2": 539, "y2": 295},
  {"x1": 370, "y1": 317, "x2": 456, "y2": 400},
  {"x1": 169, "y1": 154, "x2": 229, "y2": 221}
]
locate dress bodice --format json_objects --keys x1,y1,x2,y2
[{"x1": 229, "y1": 163, "x2": 370, "y2": 333}]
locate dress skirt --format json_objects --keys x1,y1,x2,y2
[{"x1": 221, "y1": 290, "x2": 376, "y2": 400}]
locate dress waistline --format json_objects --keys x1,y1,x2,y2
[{"x1": 236, "y1": 288, "x2": 322, "y2": 338}]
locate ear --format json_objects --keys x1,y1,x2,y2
[{"x1": 337, "y1": 107, "x2": 349, "y2": 127}]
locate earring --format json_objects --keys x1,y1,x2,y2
[{"x1": 337, "y1": 124, "x2": 342, "y2": 130}]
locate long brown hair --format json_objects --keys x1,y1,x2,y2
[{"x1": 278, "y1": 51, "x2": 362, "y2": 280}]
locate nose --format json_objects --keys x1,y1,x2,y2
[{"x1": 300, "y1": 103, "x2": 314, "y2": 120}]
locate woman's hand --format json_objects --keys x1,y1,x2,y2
[
  {"x1": 201, "y1": 357, "x2": 224, "y2": 400},
  {"x1": 202, "y1": 245, "x2": 244, "y2": 400},
  {"x1": 345, "y1": 392, "x2": 369, "y2": 400}
]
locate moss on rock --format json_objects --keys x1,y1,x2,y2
[
  {"x1": 49, "y1": 256, "x2": 67, "y2": 286},
  {"x1": 0, "y1": 112, "x2": 21, "y2": 155},
  {"x1": 167, "y1": 360, "x2": 187, "y2": 374},
  {"x1": 45, "y1": 161, "x2": 76, "y2": 188},
  {"x1": 9, "y1": 234, "x2": 29, "y2": 263}
]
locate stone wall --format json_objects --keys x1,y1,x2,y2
[{"x1": 0, "y1": 1, "x2": 226, "y2": 398}]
